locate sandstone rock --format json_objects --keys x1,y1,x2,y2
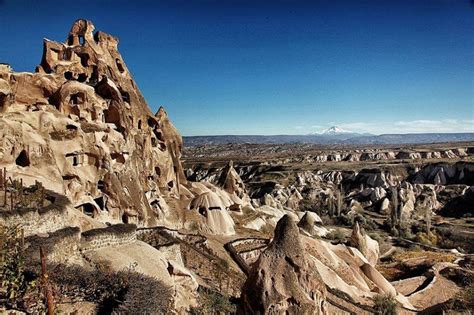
[
  {"x1": 0, "y1": 19, "x2": 187, "y2": 227},
  {"x1": 348, "y1": 222, "x2": 379, "y2": 266},
  {"x1": 189, "y1": 190, "x2": 236, "y2": 235},
  {"x1": 240, "y1": 215, "x2": 327, "y2": 314},
  {"x1": 298, "y1": 211, "x2": 328, "y2": 237}
]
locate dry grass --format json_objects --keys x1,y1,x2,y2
[
  {"x1": 393, "y1": 250, "x2": 456, "y2": 264},
  {"x1": 377, "y1": 249, "x2": 457, "y2": 281}
]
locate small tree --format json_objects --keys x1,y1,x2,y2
[
  {"x1": 327, "y1": 192, "x2": 335, "y2": 217},
  {"x1": 389, "y1": 187, "x2": 399, "y2": 233},
  {"x1": 0, "y1": 225, "x2": 42, "y2": 311},
  {"x1": 425, "y1": 206, "x2": 432, "y2": 234},
  {"x1": 336, "y1": 184, "x2": 344, "y2": 218},
  {"x1": 373, "y1": 294, "x2": 398, "y2": 315}
]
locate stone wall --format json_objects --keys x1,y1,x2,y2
[
  {"x1": 0, "y1": 192, "x2": 70, "y2": 237},
  {"x1": 26, "y1": 224, "x2": 138, "y2": 263},
  {"x1": 26, "y1": 227, "x2": 81, "y2": 264},
  {"x1": 80, "y1": 224, "x2": 137, "y2": 253},
  {"x1": 138, "y1": 226, "x2": 208, "y2": 248}
]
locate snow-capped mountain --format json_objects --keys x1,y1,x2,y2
[{"x1": 321, "y1": 126, "x2": 352, "y2": 135}]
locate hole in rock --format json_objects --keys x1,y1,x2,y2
[
  {"x1": 62, "y1": 174, "x2": 77, "y2": 180},
  {"x1": 0, "y1": 94, "x2": 7, "y2": 110},
  {"x1": 120, "y1": 90, "x2": 130, "y2": 103},
  {"x1": 78, "y1": 73, "x2": 88, "y2": 82},
  {"x1": 111, "y1": 153, "x2": 125, "y2": 164},
  {"x1": 198, "y1": 207, "x2": 206, "y2": 216},
  {"x1": 15, "y1": 150, "x2": 30, "y2": 167},
  {"x1": 97, "y1": 180, "x2": 105, "y2": 190},
  {"x1": 155, "y1": 166, "x2": 161, "y2": 177},
  {"x1": 79, "y1": 53, "x2": 89, "y2": 67},
  {"x1": 116, "y1": 58, "x2": 125, "y2": 73},
  {"x1": 77, "y1": 203, "x2": 95, "y2": 217},
  {"x1": 122, "y1": 213, "x2": 129, "y2": 223},
  {"x1": 94, "y1": 196, "x2": 105, "y2": 210},
  {"x1": 64, "y1": 71, "x2": 73, "y2": 80}
]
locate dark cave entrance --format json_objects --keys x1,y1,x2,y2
[{"x1": 15, "y1": 150, "x2": 30, "y2": 167}]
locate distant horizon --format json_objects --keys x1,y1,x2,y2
[
  {"x1": 1, "y1": 0, "x2": 472, "y2": 135},
  {"x1": 182, "y1": 130, "x2": 474, "y2": 137}
]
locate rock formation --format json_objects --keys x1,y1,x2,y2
[
  {"x1": 0, "y1": 19, "x2": 186, "y2": 227},
  {"x1": 348, "y1": 222, "x2": 379, "y2": 266},
  {"x1": 240, "y1": 215, "x2": 327, "y2": 314}
]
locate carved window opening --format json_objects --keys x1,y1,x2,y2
[
  {"x1": 66, "y1": 152, "x2": 83, "y2": 167},
  {"x1": 104, "y1": 106, "x2": 121, "y2": 126},
  {"x1": 137, "y1": 120, "x2": 142, "y2": 130},
  {"x1": 77, "y1": 203, "x2": 95, "y2": 217},
  {"x1": 122, "y1": 213, "x2": 129, "y2": 223},
  {"x1": 111, "y1": 152, "x2": 125, "y2": 164},
  {"x1": 78, "y1": 35, "x2": 85, "y2": 45},
  {"x1": 0, "y1": 94, "x2": 7, "y2": 110},
  {"x1": 61, "y1": 50, "x2": 68, "y2": 61},
  {"x1": 94, "y1": 196, "x2": 105, "y2": 210},
  {"x1": 79, "y1": 53, "x2": 89, "y2": 67},
  {"x1": 15, "y1": 150, "x2": 30, "y2": 167},
  {"x1": 90, "y1": 66, "x2": 99, "y2": 84},
  {"x1": 62, "y1": 174, "x2": 77, "y2": 181},
  {"x1": 147, "y1": 117, "x2": 157, "y2": 127},
  {"x1": 155, "y1": 166, "x2": 161, "y2": 176},
  {"x1": 78, "y1": 73, "x2": 88, "y2": 82},
  {"x1": 64, "y1": 71, "x2": 73, "y2": 80},
  {"x1": 97, "y1": 180, "x2": 105, "y2": 190},
  {"x1": 70, "y1": 92, "x2": 85, "y2": 106},
  {"x1": 154, "y1": 130, "x2": 164, "y2": 142},
  {"x1": 116, "y1": 58, "x2": 125, "y2": 73},
  {"x1": 167, "y1": 181, "x2": 174, "y2": 189},
  {"x1": 120, "y1": 90, "x2": 130, "y2": 103}
]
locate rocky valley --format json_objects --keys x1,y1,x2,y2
[{"x1": 1, "y1": 20, "x2": 473, "y2": 315}]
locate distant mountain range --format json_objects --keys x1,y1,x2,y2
[
  {"x1": 184, "y1": 127, "x2": 474, "y2": 147},
  {"x1": 320, "y1": 126, "x2": 354, "y2": 135}
]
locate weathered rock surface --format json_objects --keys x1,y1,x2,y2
[
  {"x1": 239, "y1": 215, "x2": 327, "y2": 314},
  {"x1": 0, "y1": 19, "x2": 186, "y2": 227},
  {"x1": 348, "y1": 222, "x2": 379, "y2": 266}
]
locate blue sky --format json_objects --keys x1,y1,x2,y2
[{"x1": 0, "y1": 0, "x2": 472, "y2": 135}]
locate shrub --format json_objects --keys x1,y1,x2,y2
[
  {"x1": 447, "y1": 271, "x2": 474, "y2": 312},
  {"x1": 326, "y1": 228, "x2": 346, "y2": 243},
  {"x1": 415, "y1": 231, "x2": 438, "y2": 246},
  {"x1": 48, "y1": 264, "x2": 173, "y2": 314},
  {"x1": 190, "y1": 288, "x2": 236, "y2": 315},
  {"x1": 373, "y1": 294, "x2": 398, "y2": 315},
  {"x1": 260, "y1": 223, "x2": 275, "y2": 236},
  {"x1": 0, "y1": 225, "x2": 43, "y2": 312}
]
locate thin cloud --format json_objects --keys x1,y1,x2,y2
[
  {"x1": 310, "y1": 125, "x2": 324, "y2": 129},
  {"x1": 393, "y1": 119, "x2": 474, "y2": 133},
  {"x1": 309, "y1": 119, "x2": 474, "y2": 134}
]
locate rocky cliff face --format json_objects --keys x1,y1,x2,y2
[{"x1": 0, "y1": 19, "x2": 187, "y2": 227}]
